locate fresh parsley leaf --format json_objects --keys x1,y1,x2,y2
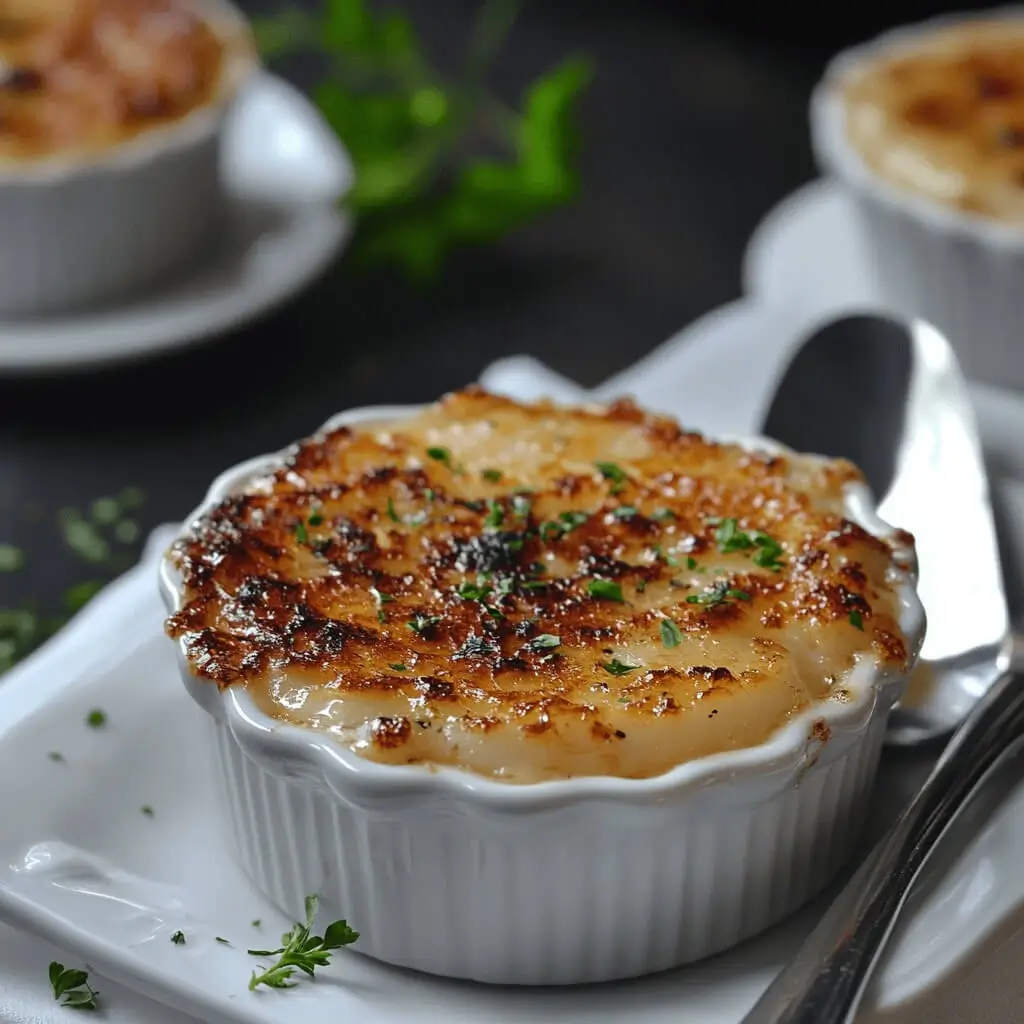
[
  {"x1": 483, "y1": 500, "x2": 505, "y2": 530},
  {"x1": 248, "y1": 894, "x2": 358, "y2": 991},
  {"x1": 386, "y1": 497, "x2": 401, "y2": 523},
  {"x1": 48, "y1": 961, "x2": 99, "y2": 1010},
  {"x1": 216, "y1": 937, "x2": 230, "y2": 946},
  {"x1": 389, "y1": 662, "x2": 408, "y2": 671},
  {"x1": 86, "y1": 709, "x2": 106, "y2": 729},
  {"x1": 685, "y1": 582, "x2": 750, "y2": 607},
  {"x1": 686, "y1": 557, "x2": 698, "y2": 570},
  {"x1": 587, "y1": 578, "x2": 623, "y2": 602},
  {"x1": 714, "y1": 518, "x2": 753, "y2": 554},
  {"x1": 594, "y1": 461, "x2": 627, "y2": 494},
  {"x1": 482, "y1": 468, "x2": 503, "y2": 483},
  {"x1": 171, "y1": 931, "x2": 186, "y2": 945},
  {"x1": 426, "y1": 446, "x2": 452, "y2": 469},
  {"x1": 611, "y1": 506, "x2": 638, "y2": 520},
  {"x1": 456, "y1": 579, "x2": 493, "y2": 602},
  {"x1": 602, "y1": 657, "x2": 638, "y2": 676},
  {"x1": 752, "y1": 533, "x2": 785, "y2": 571},
  {"x1": 407, "y1": 614, "x2": 441, "y2": 636},
  {"x1": 524, "y1": 633, "x2": 560, "y2": 652},
  {"x1": 294, "y1": 520, "x2": 309, "y2": 545},
  {"x1": 660, "y1": 619, "x2": 682, "y2": 648},
  {"x1": 849, "y1": 609, "x2": 864, "y2": 630}
]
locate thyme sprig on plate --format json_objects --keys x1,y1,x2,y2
[{"x1": 248, "y1": 895, "x2": 359, "y2": 991}]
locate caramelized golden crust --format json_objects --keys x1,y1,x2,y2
[
  {"x1": 166, "y1": 388, "x2": 913, "y2": 783},
  {"x1": 0, "y1": 0, "x2": 226, "y2": 161},
  {"x1": 842, "y1": 19, "x2": 1024, "y2": 221}
]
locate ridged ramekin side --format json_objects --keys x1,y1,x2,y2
[
  {"x1": 810, "y1": 8, "x2": 1024, "y2": 392},
  {"x1": 210, "y1": 706, "x2": 889, "y2": 985}
]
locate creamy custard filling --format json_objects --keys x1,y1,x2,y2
[
  {"x1": 0, "y1": 0, "x2": 227, "y2": 162},
  {"x1": 841, "y1": 20, "x2": 1024, "y2": 221},
  {"x1": 167, "y1": 389, "x2": 912, "y2": 784}
]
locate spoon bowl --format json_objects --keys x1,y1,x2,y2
[{"x1": 761, "y1": 314, "x2": 1011, "y2": 744}]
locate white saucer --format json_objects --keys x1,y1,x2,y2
[{"x1": 0, "y1": 72, "x2": 353, "y2": 374}]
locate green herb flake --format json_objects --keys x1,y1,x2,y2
[
  {"x1": 141, "y1": 805, "x2": 154, "y2": 818},
  {"x1": 407, "y1": 614, "x2": 441, "y2": 636},
  {"x1": 752, "y1": 533, "x2": 785, "y2": 571},
  {"x1": 483, "y1": 500, "x2": 505, "y2": 530},
  {"x1": 603, "y1": 658, "x2": 639, "y2": 677},
  {"x1": 635, "y1": 579, "x2": 646, "y2": 593},
  {"x1": 307, "y1": 510, "x2": 324, "y2": 527},
  {"x1": 612, "y1": 506, "x2": 638, "y2": 520},
  {"x1": 48, "y1": 961, "x2": 99, "y2": 1011},
  {"x1": 48, "y1": 751, "x2": 64, "y2": 763},
  {"x1": 714, "y1": 517, "x2": 753, "y2": 554},
  {"x1": 587, "y1": 579, "x2": 624, "y2": 602},
  {"x1": 849, "y1": 609, "x2": 864, "y2": 630},
  {"x1": 86, "y1": 709, "x2": 106, "y2": 729},
  {"x1": 525, "y1": 633, "x2": 560, "y2": 652},
  {"x1": 652, "y1": 508, "x2": 676, "y2": 521},
  {"x1": 0, "y1": 544, "x2": 23, "y2": 572},
  {"x1": 426, "y1": 446, "x2": 452, "y2": 469},
  {"x1": 247, "y1": 893, "x2": 358, "y2": 991},
  {"x1": 386, "y1": 497, "x2": 401, "y2": 523},
  {"x1": 594, "y1": 461, "x2": 628, "y2": 494},
  {"x1": 389, "y1": 663, "x2": 408, "y2": 672},
  {"x1": 660, "y1": 619, "x2": 683, "y2": 648},
  {"x1": 482, "y1": 468, "x2": 503, "y2": 483},
  {"x1": 171, "y1": 930, "x2": 186, "y2": 946},
  {"x1": 294, "y1": 520, "x2": 309, "y2": 545},
  {"x1": 252, "y1": 919, "x2": 262, "y2": 928},
  {"x1": 686, "y1": 557, "x2": 698, "y2": 570},
  {"x1": 215, "y1": 937, "x2": 230, "y2": 946},
  {"x1": 685, "y1": 582, "x2": 750, "y2": 608}
]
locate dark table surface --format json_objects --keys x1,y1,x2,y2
[{"x1": 0, "y1": 0, "x2": 915, "y2": 624}]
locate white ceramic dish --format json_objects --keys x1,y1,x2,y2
[
  {"x1": 810, "y1": 7, "x2": 1024, "y2": 392},
  {"x1": 0, "y1": 0, "x2": 256, "y2": 317},
  {"x1": 0, "y1": 71, "x2": 352, "y2": 375},
  {"x1": 158, "y1": 406, "x2": 923, "y2": 986}
]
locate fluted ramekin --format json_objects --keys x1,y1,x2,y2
[
  {"x1": 811, "y1": 8, "x2": 1024, "y2": 392},
  {"x1": 159, "y1": 404, "x2": 925, "y2": 986},
  {"x1": 0, "y1": 0, "x2": 255, "y2": 317}
]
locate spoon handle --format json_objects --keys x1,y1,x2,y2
[{"x1": 741, "y1": 666, "x2": 1024, "y2": 1024}]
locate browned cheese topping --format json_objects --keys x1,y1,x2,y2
[
  {"x1": 0, "y1": 0, "x2": 226, "y2": 161},
  {"x1": 842, "y1": 19, "x2": 1024, "y2": 220},
  {"x1": 166, "y1": 388, "x2": 912, "y2": 783}
]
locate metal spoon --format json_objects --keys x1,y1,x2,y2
[
  {"x1": 762, "y1": 314, "x2": 1009, "y2": 744},
  {"x1": 743, "y1": 315, "x2": 1022, "y2": 1023}
]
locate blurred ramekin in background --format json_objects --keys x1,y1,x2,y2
[
  {"x1": 811, "y1": 9, "x2": 1024, "y2": 392},
  {"x1": 0, "y1": 0, "x2": 256, "y2": 318}
]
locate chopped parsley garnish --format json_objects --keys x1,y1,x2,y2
[
  {"x1": 686, "y1": 557, "x2": 699, "y2": 570},
  {"x1": 307, "y1": 510, "x2": 324, "y2": 527},
  {"x1": 48, "y1": 751, "x2": 64, "y2": 763},
  {"x1": 482, "y1": 468, "x2": 503, "y2": 483},
  {"x1": 456, "y1": 580, "x2": 493, "y2": 602},
  {"x1": 141, "y1": 805, "x2": 154, "y2": 818},
  {"x1": 247, "y1": 894, "x2": 358, "y2": 992},
  {"x1": 215, "y1": 937, "x2": 230, "y2": 946},
  {"x1": 525, "y1": 633, "x2": 560, "y2": 652},
  {"x1": 293, "y1": 520, "x2": 309, "y2": 545},
  {"x1": 390, "y1": 663, "x2": 408, "y2": 671},
  {"x1": 652, "y1": 508, "x2": 676, "y2": 521},
  {"x1": 386, "y1": 497, "x2": 401, "y2": 523},
  {"x1": 685, "y1": 582, "x2": 750, "y2": 607},
  {"x1": 252, "y1": 920, "x2": 262, "y2": 928},
  {"x1": 426, "y1": 446, "x2": 452, "y2": 468},
  {"x1": 714, "y1": 518, "x2": 785, "y2": 570},
  {"x1": 849, "y1": 609, "x2": 864, "y2": 630},
  {"x1": 602, "y1": 657, "x2": 639, "y2": 676},
  {"x1": 171, "y1": 931, "x2": 186, "y2": 945},
  {"x1": 594, "y1": 461, "x2": 628, "y2": 494},
  {"x1": 407, "y1": 614, "x2": 441, "y2": 636},
  {"x1": 714, "y1": 517, "x2": 753, "y2": 553},
  {"x1": 635, "y1": 579, "x2": 646, "y2": 593},
  {"x1": 49, "y1": 962, "x2": 99, "y2": 1011},
  {"x1": 483, "y1": 500, "x2": 505, "y2": 530},
  {"x1": 587, "y1": 579, "x2": 624, "y2": 602},
  {"x1": 612, "y1": 506, "x2": 638, "y2": 520},
  {"x1": 660, "y1": 619, "x2": 683, "y2": 648},
  {"x1": 86, "y1": 709, "x2": 106, "y2": 729},
  {"x1": 752, "y1": 534, "x2": 785, "y2": 571},
  {"x1": 511, "y1": 493, "x2": 532, "y2": 519}
]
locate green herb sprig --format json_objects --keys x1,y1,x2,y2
[
  {"x1": 248, "y1": 895, "x2": 359, "y2": 991},
  {"x1": 48, "y1": 962, "x2": 99, "y2": 1011},
  {"x1": 254, "y1": 0, "x2": 593, "y2": 280}
]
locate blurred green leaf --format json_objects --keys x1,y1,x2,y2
[{"x1": 259, "y1": 1, "x2": 593, "y2": 280}]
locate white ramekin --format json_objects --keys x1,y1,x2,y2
[
  {"x1": 811, "y1": 7, "x2": 1024, "y2": 393},
  {"x1": 0, "y1": 0, "x2": 255, "y2": 317},
  {"x1": 159, "y1": 404, "x2": 925, "y2": 986}
]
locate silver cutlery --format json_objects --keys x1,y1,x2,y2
[{"x1": 743, "y1": 315, "x2": 1021, "y2": 1024}]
